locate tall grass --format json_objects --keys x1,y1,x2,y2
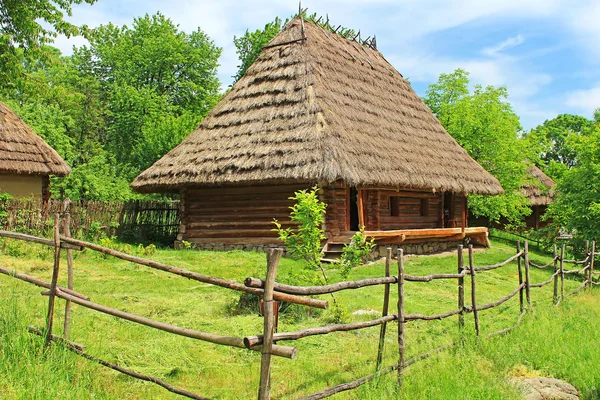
[{"x1": 0, "y1": 238, "x2": 598, "y2": 399}]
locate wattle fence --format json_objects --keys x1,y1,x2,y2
[
  {"x1": 0, "y1": 198, "x2": 180, "y2": 244},
  {"x1": 0, "y1": 212, "x2": 597, "y2": 399}
]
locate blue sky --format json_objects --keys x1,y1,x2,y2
[{"x1": 54, "y1": 0, "x2": 600, "y2": 130}]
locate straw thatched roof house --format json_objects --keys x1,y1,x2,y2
[
  {"x1": 523, "y1": 166, "x2": 555, "y2": 230},
  {"x1": 0, "y1": 101, "x2": 70, "y2": 201},
  {"x1": 132, "y1": 17, "x2": 503, "y2": 254}
]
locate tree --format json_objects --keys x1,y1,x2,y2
[
  {"x1": 424, "y1": 69, "x2": 530, "y2": 224},
  {"x1": 524, "y1": 114, "x2": 596, "y2": 181},
  {"x1": 0, "y1": 0, "x2": 96, "y2": 86},
  {"x1": 1, "y1": 12, "x2": 223, "y2": 200},
  {"x1": 549, "y1": 125, "x2": 600, "y2": 242},
  {"x1": 74, "y1": 12, "x2": 222, "y2": 178},
  {"x1": 233, "y1": 17, "x2": 284, "y2": 83}
]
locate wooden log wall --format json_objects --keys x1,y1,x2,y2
[
  {"x1": 321, "y1": 183, "x2": 348, "y2": 236},
  {"x1": 181, "y1": 184, "x2": 310, "y2": 245},
  {"x1": 373, "y1": 190, "x2": 442, "y2": 230}
]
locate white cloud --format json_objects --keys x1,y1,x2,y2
[
  {"x1": 564, "y1": 1, "x2": 600, "y2": 58},
  {"x1": 483, "y1": 35, "x2": 525, "y2": 57},
  {"x1": 565, "y1": 86, "x2": 600, "y2": 115}
]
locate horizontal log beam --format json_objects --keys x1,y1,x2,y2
[
  {"x1": 404, "y1": 308, "x2": 462, "y2": 321},
  {"x1": 60, "y1": 236, "x2": 327, "y2": 309},
  {"x1": 244, "y1": 276, "x2": 398, "y2": 295},
  {"x1": 48, "y1": 288, "x2": 297, "y2": 359},
  {"x1": 0, "y1": 265, "x2": 89, "y2": 300},
  {"x1": 0, "y1": 230, "x2": 81, "y2": 250},
  {"x1": 530, "y1": 270, "x2": 561, "y2": 288},
  {"x1": 244, "y1": 314, "x2": 397, "y2": 348},
  {"x1": 464, "y1": 283, "x2": 524, "y2": 312},
  {"x1": 473, "y1": 251, "x2": 523, "y2": 272}
]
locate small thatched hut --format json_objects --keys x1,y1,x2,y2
[
  {"x1": 523, "y1": 166, "x2": 555, "y2": 230},
  {"x1": 0, "y1": 101, "x2": 70, "y2": 201},
  {"x1": 132, "y1": 17, "x2": 503, "y2": 254}
]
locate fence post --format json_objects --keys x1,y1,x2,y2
[
  {"x1": 45, "y1": 213, "x2": 61, "y2": 346},
  {"x1": 397, "y1": 248, "x2": 405, "y2": 388},
  {"x1": 560, "y1": 244, "x2": 565, "y2": 300},
  {"x1": 517, "y1": 242, "x2": 524, "y2": 313},
  {"x1": 552, "y1": 244, "x2": 558, "y2": 304},
  {"x1": 457, "y1": 245, "x2": 465, "y2": 332},
  {"x1": 589, "y1": 241, "x2": 595, "y2": 290},
  {"x1": 63, "y1": 200, "x2": 74, "y2": 339},
  {"x1": 524, "y1": 241, "x2": 531, "y2": 307},
  {"x1": 376, "y1": 247, "x2": 392, "y2": 370},
  {"x1": 258, "y1": 248, "x2": 283, "y2": 400},
  {"x1": 468, "y1": 245, "x2": 480, "y2": 336}
]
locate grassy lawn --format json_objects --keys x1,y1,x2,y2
[{"x1": 0, "y1": 238, "x2": 598, "y2": 399}]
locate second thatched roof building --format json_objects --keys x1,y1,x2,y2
[
  {"x1": 0, "y1": 101, "x2": 70, "y2": 202},
  {"x1": 132, "y1": 17, "x2": 503, "y2": 254}
]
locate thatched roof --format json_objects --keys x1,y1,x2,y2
[
  {"x1": 0, "y1": 101, "x2": 70, "y2": 177},
  {"x1": 132, "y1": 18, "x2": 503, "y2": 195},
  {"x1": 523, "y1": 166, "x2": 555, "y2": 206}
]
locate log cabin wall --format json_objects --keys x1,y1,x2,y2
[
  {"x1": 374, "y1": 189, "x2": 443, "y2": 230},
  {"x1": 453, "y1": 193, "x2": 467, "y2": 229},
  {"x1": 180, "y1": 183, "x2": 310, "y2": 245},
  {"x1": 321, "y1": 183, "x2": 348, "y2": 237}
]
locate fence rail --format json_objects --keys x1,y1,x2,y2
[{"x1": 0, "y1": 214, "x2": 596, "y2": 400}]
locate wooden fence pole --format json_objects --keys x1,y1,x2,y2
[
  {"x1": 397, "y1": 248, "x2": 405, "y2": 388},
  {"x1": 517, "y1": 242, "x2": 524, "y2": 313},
  {"x1": 457, "y1": 245, "x2": 465, "y2": 332},
  {"x1": 63, "y1": 200, "x2": 74, "y2": 339},
  {"x1": 258, "y1": 248, "x2": 283, "y2": 400},
  {"x1": 45, "y1": 213, "x2": 61, "y2": 346},
  {"x1": 468, "y1": 245, "x2": 480, "y2": 337},
  {"x1": 553, "y1": 244, "x2": 558, "y2": 304},
  {"x1": 589, "y1": 241, "x2": 595, "y2": 290},
  {"x1": 585, "y1": 240, "x2": 590, "y2": 256},
  {"x1": 560, "y1": 244, "x2": 565, "y2": 300},
  {"x1": 376, "y1": 247, "x2": 392, "y2": 370},
  {"x1": 524, "y1": 241, "x2": 531, "y2": 307}
]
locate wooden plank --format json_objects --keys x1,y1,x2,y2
[
  {"x1": 185, "y1": 184, "x2": 310, "y2": 196},
  {"x1": 187, "y1": 237, "x2": 282, "y2": 245},
  {"x1": 185, "y1": 229, "x2": 281, "y2": 238},
  {"x1": 358, "y1": 188, "x2": 365, "y2": 228}
]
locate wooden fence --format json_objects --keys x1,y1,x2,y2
[
  {"x1": 0, "y1": 198, "x2": 180, "y2": 244},
  {"x1": 0, "y1": 213, "x2": 597, "y2": 399}
]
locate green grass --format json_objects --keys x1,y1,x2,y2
[{"x1": 0, "y1": 239, "x2": 598, "y2": 399}]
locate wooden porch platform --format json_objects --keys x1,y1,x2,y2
[{"x1": 331, "y1": 227, "x2": 490, "y2": 247}]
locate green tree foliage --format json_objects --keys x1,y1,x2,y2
[
  {"x1": 525, "y1": 114, "x2": 596, "y2": 181},
  {"x1": 233, "y1": 17, "x2": 284, "y2": 83},
  {"x1": 273, "y1": 186, "x2": 326, "y2": 272},
  {"x1": 0, "y1": 0, "x2": 96, "y2": 86},
  {"x1": 78, "y1": 13, "x2": 222, "y2": 177},
  {"x1": 424, "y1": 69, "x2": 530, "y2": 224},
  {"x1": 233, "y1": 13, "x2": 356, "y2": 83},
  {"x1": 0, "y1": 12, "x2": 222, "y2": 200},
  {"x1": 549, "y1": 125, "x2": 600, "y2": 241}
]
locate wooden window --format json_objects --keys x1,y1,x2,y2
[
  {"x1": 420, "y1": 198, "x2": 429, "y2": 217},
  {"x1": 390, "y1": 196, "x2": 400, "y2": 217}
]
